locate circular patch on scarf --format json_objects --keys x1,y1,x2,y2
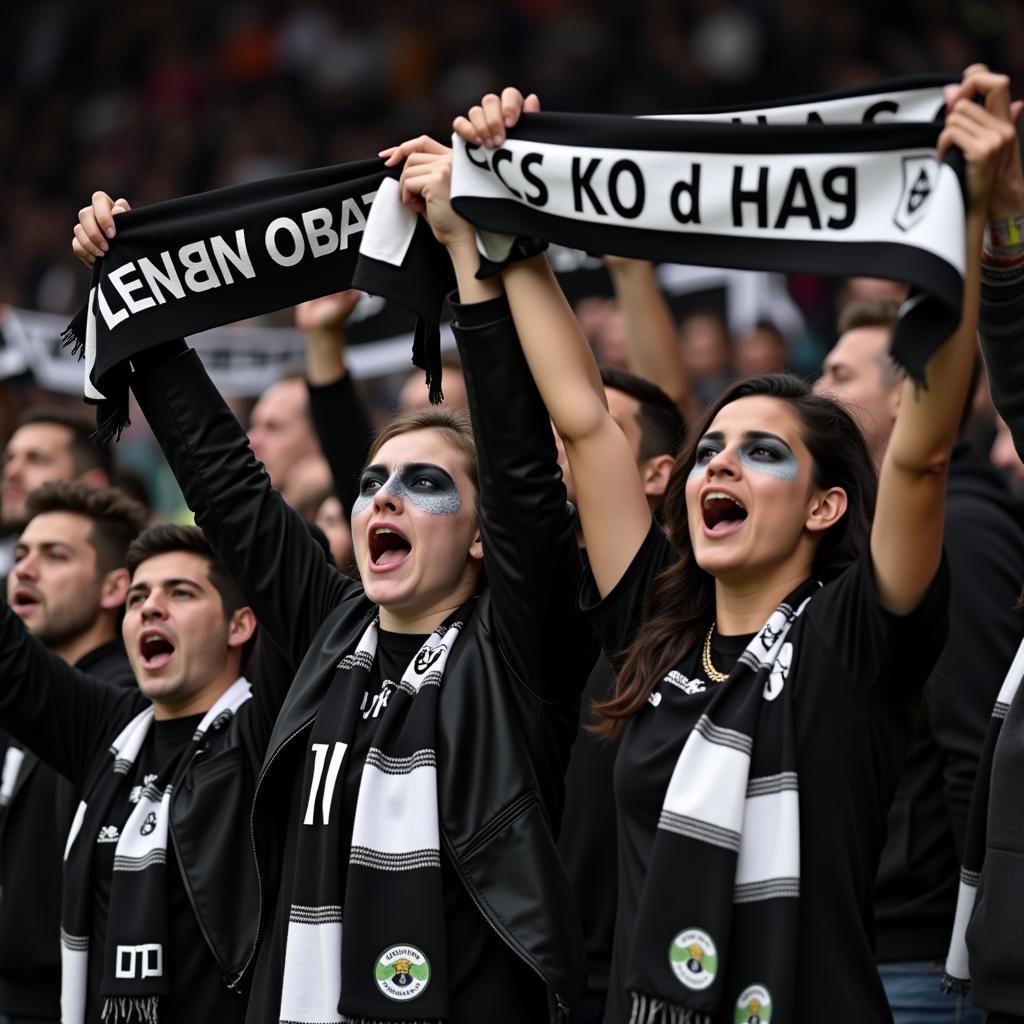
[
  {"x1": 668, "y1": 928, "x2": 718, "y2": 990},
  {"x1": 734, "y1": 984, "x2": 773, "y2": 1022},
  {"x1": 375, "y1": 944, "x2": 430, "y2": 1001}
]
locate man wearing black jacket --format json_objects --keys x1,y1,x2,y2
[
  {"x1": 817, "y1": 299, "x2": 1024, "y2": 1023},
  {"x1": 0, "y1": 516, "x2": 301, "y2": 1023},
  {"x1": 0, "y1": 481, "x2": 143, "y2": 1024}
]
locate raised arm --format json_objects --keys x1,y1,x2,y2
[
  {"x1": 299, "y1": 291, "x2": 375, "y2": 517},
  {"x1": 73, "y1": 193, "x2": 361, "y2": 666},
  {"x1": 871, "y1": 72, "x2": 1012, "y2": 614},
  {"x1": 0, "y1": 602, "x2": 142, "y2": 785},
  {"x1": 964, "y1": 69, "x2": 1024, "y2": 456},
  {"x1": 604, "y1": 256, "x2": 696, "y2": 422},
  {"x1": 389, "y1": 137, "x2": 597, "y2": 698}
]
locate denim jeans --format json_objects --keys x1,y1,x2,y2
[{"x1": 879, "y1": 961, "x2": 987, "y2": 1024}]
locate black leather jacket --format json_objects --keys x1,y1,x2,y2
[
  {"x1": 130, "y1": 294, "x2": 598, "y2": 1020},
  {"x1": 0, "y1": 611, "x2": 290, "y2": 993}
]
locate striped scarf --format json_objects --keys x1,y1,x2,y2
[
  {"x1": 944, "y1": 634, "x2": 1024, "y2": 1000},
  {"x1": 60, "y1": 679, "x2": 252, "y2": 1024},
  {"x1": 280, "y1": 615, "x2": 466, "y2": 1024},
  {"x1": 627, "y1": 582, "x2": 817, "y2": 1024}
]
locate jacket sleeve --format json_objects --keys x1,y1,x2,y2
[
  {"x1": 307, "y1": 373, "x2": 374, "y2": 518},
  {"x1": 452, "y1": 293, "x2": 597, "y2": 703},
  {"x1": 979, "y1": 257, "x2": 1024, "y2": 459},
  {"x1": 0, "y1": 603, "x2": 142, "y2": 786},
  {"x1": 129, "y1": 343, "x2": 358, "y2": 671},
  {"x1": 931, "y1": 492, "x2": 1024, "y2": 856}
]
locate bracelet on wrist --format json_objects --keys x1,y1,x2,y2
[{"x1": 987, "y1": 211, "x2": 1024, "y2": 251}]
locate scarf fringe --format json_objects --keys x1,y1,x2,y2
[
  {"x1": 941, "y1": 972, "x2": 971, "y2": 997},
  {"x1": 61, "y1": 322, "x2": 85, "y2": 360},
  {"x1": 629, "y1": 992, "x2": 710, "y2": 1024},
  {"x1": 340, "y1": 1017, "x2": 441, "y2": 1024},
  {"x1": 101, "y1": 995, "x2": 159, "y2": 1024},
  {"x1": 90, "y1": 411, "x2": 130, "y2": 446}
]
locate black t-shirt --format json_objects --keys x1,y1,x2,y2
[
  {"x1": 251, "y1": 628, "x2": 546, "y2": 1024},
  {"x1": 88, "y1": 714, "x2": 244, "y2": 1024},
  {"x1": 583, "y1": 523, "x2": 949, "y2": 1024}
]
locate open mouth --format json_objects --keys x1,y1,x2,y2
[
  {"x1": 11, "y1": 588, "x2": 41, "y2": 614},
  {"x1": 702, "y1": 491, "x2": 748, "y2": 535},
  {"x1": 368, "y1": 525, "x2": 412, "y2": 570},
  {"x1": 139, "y1": 631, "x2": 176, "y2": 670}
]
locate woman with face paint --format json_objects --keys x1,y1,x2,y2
[
  {"x1": 79, "y1": 140, "x2": 596, "y2": 1020},
  {"x1": 454, "y1": 86, "x2": 1004, "y2": 1023}
]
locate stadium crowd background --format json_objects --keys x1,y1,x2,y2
[{"x1": 0, "y1": 0, "x2": 1022, "y2": 516}]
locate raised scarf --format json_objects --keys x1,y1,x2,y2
[
  {"x1": 60, "y1": 679, "x2": 252, "y2": 1024},
  {"x1": 449, "y1": 76, "x2": 965, "y2": 384},
  {"x1": 627, "y1": 581, "x2": 817, "y2": 1024},
  {"x1": 63, "y1": 165, "x2": 453, "y2": 439},
  {"x1": 943, "y1": 634, "x2": 1024, "y2": 999},
  {"x1": 280, "y1": 613, "x2": 467, "y2": 1024}
]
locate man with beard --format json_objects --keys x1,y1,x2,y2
[{"x1": 0, "y1": 481, "x2": 143, "y2": 1024}]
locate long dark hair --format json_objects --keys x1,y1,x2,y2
[{"x1": 593, "y1": 374, "x2": 876, "y2": 738}]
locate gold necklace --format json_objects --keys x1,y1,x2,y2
[{"x1": 701, "y1": 623, "x2": 730, "y2": 683}]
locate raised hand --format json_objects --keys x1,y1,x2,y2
[
  {"x1": 452, "y1": 88, "x2": 541, "y2": 149},
  {"x1": 72, "y1": 192, "x2": 131, "y2": 266}
]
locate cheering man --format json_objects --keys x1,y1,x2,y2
[
  {"x1": 0, "y1": 520, "x2": 295, "y2": 1023},
  {"x1": 0, "y1": 482, "x2": 143, "y2": 1024}
]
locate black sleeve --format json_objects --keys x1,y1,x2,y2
[
  {"x1": 307, "y1": 373, "x2": 374, "y2": 519},
  {"x1": 978, "y1": 259, "x2": 1024, "y2": 461},
  {"x1": 579, "y1": 520, "x2": 677, "y2": 668},
  {"x1": 804, "y1": 554, "x2": 951, "y2": 696},
  {"x1": 129, "y1": 344, "x2": 360, "y2": 670},
  {"x1": 931, "y1": 495, "x2": 1024, "y2": 856},
  {"x1": 0, "y1": 604, "x2": 143, "y2": 785},
  {"x1": 452, "y1": 293, "x2": 599, "y2": 703}
]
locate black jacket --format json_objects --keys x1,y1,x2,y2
[
  {"x1": 128, "y1": 295, "x2": 597, "y2": 1020},
  {"x1": 0, "y1": 607, "x2": 293, "y2": 1003},
  {"x1": 0, "y1": 640, "x2": 133, "y2": 1018},
  {"x1": 874, "y1": 446, "x2": 1024, "y2": 960}
]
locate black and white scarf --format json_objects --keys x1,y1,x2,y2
[
  {"x1": 280, "y1": 614, "x2": 466, "y2": 1024},
  {"x1": 60, "y1": 679, "x2": 252, "y2": 1024},
  {"x1": 627, "y1": 582, "x2": 817, "y2": 1024},
  {"x1": 943, "y1": 635, "x2": 1024, "y2": 997},
  {"x1": 64, "y1": 163, "x2": 453, "y2": 439},
  {"x1": 449, "y1": 76, "x2": 965, "y2": 384}
]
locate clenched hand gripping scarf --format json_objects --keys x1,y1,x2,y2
[
  {"x1": 449, "y1": 75, "x2": 965, "y2": 384},
  {"x1": 944, "y1": 635, "x2": 1024, "y2": 999},
  {"x1": 280, "y1": 613, "x2": 466, "y2": 1024},
  {"x1": 627, "y1": 582, "x2": 817, "y2": 1024},
  {"x1": 60, "y1": 679, "x2": 252, "y2": 1024}
]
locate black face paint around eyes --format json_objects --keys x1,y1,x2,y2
[{"x1": 352, "y1": 464, "x2": 462, "y2": 517}]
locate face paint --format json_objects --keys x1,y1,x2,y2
[
  {"x1": 688, "y1": 439, "x2": 721, "y2": 481},
  {"x1": 687, "y1": 435, "x2": 799, "y2": 481},
  {"x1": 737, "y1": 436, "x2": 799, "y2": 481},
  {"x1": 352, "y1": 462, "x2": 462, "y2": 517}
]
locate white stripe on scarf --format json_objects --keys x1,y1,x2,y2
[
  {"x1": 944, "y1": 635, "x2": 1024, "y2": 990},
  {"x1": 60, "y1": 678, "x2": 252, "y2": 1024},
  {"x1": 279, "y1": 619, "x2": 461, "y2": 1024}
]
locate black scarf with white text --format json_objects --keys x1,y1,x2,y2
[{"x1": 449, "y1": 76, "x2": 965, "y2": 384}]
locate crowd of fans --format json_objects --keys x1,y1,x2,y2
[{"x1": 1, "y1": 6, "x2": 1024, "y2": 1024}]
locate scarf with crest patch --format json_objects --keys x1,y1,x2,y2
[
  {"x1": 625, "y1": 582, "x2": 817, "y2": 1024},
  {"x1": 280, "y1": 611, "x2": 470, "y2": 1024}
]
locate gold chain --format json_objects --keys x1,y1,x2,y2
[{"x1": 701, "y1": 623, "x2": 730, "y2": 683}]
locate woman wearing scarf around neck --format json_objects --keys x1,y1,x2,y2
[
  {"x1": 451, "y1": 78, "x2": 1005, "y2": 1023},
  {"x1": 74, "y1": 150, "x2": 597, "y2": 1020}
]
